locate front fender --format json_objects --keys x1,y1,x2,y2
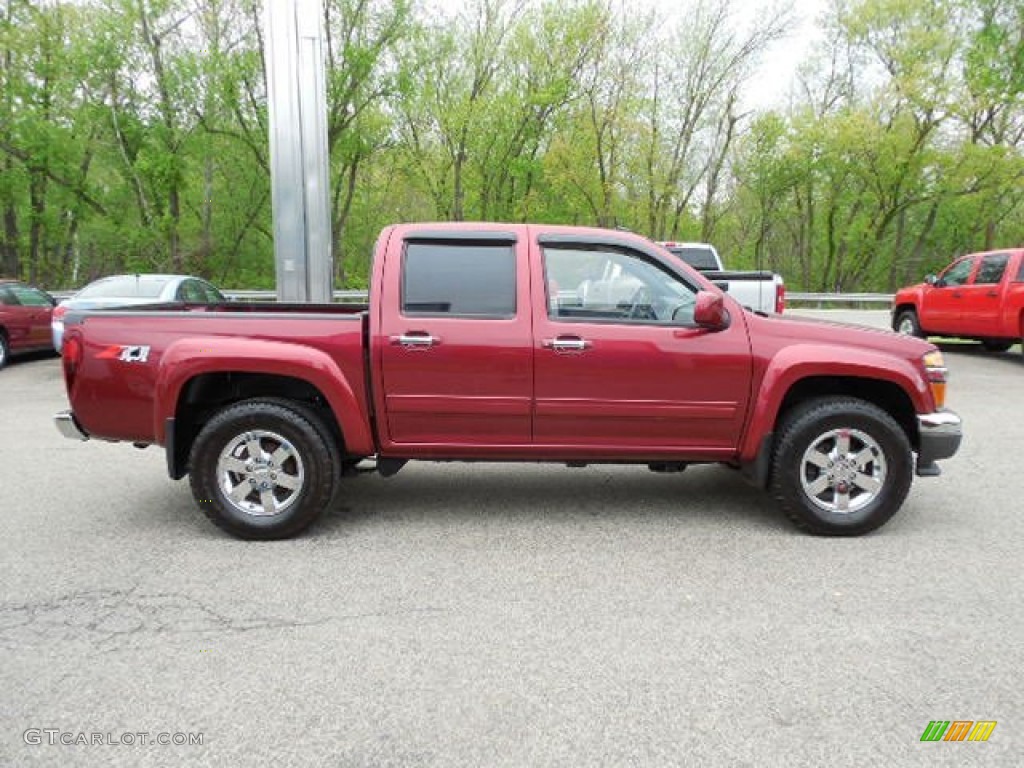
[
  {"x1": 152, "y1": 337, "x2": 374, "y2": 455},
  {"x1": 739, "y1": 344, "x2": 932, "y2": 461}
]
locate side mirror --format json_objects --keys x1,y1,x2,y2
[
  {"x1": 693, "y1": 290, "x2": 729, "y2": 330},
  {"x1": 924, "y1": 274, "x2": 937, "y2": 286}
]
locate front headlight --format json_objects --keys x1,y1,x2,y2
[{"x1": 922, "y1": 351, "x2": 948, "y2": 408}]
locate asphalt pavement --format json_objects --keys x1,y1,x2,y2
[{"x1": 1, "y1": 310, "x2": 1021, "y2": 767}]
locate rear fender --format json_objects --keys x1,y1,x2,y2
[{"x1": 153, "y1": 337, "x2": 374, "y2": 455}]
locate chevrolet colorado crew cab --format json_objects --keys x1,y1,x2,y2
[
  {"x1": 892, "y1": 248, "x2": 1024, "y2": 355},
  {"x1": 55, "y1": 223, "x2": 961, "y2": 539}
]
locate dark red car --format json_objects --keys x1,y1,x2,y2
[{"x1": 0, "y1": 279, "x2": 56, "y2": 369}]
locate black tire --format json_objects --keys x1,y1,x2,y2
[
  {"x1": 0, "y1": 331, "x2": 8, "y2": 370},
  {"x1": 893, "y1": 308, "x2": 923, "y2": 338},
  {"x1": 770, "y1": 397, "x2": 913, "y2": 536},
  {"x1": 189, "y1": 399, "x2": 339, "y2": 539},
  {"x1": 981, "y1": 339, "x2": 1012, "y2": 353}
]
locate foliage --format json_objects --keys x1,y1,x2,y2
[{"x1": 1, "y1": 0, "x2": 1022, "y2": 291}]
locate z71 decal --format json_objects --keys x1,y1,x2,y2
[{"x1": 98, "y1": 345, "x2": 151, "y2": 363}]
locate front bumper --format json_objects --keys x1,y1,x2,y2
[
  {"x1": 55, "y1": 410, "x2": 89, "y2": 441},
  {"x1": 916, "y1": 409, "x2": 962, "y2": 475}
]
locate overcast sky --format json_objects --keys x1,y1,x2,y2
[{"x1": 730, "y1": 0, "x2": 828, "y2": 109}]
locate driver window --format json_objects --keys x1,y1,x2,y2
[
  {"x1": 543, "y1": 245, "x2": 698, "y2": 325},
  {"x1": 940, "y1": 257, "x2": 974, "y2": 287}
]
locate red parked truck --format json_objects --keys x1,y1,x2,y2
[
  {"x1": 892, "y1": 248, "x2": 1024, "y2": 353},
  {"x1": 55, "y1": 223, "x2": 962, "y2": 538}
]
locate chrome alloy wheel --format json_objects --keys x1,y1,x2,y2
[
  {"x1": 799, "y1": 428, "x2": 887, "y2": 514},
  {"x1": 216, "y1": 430, "x2": 305, "y2": 517},
  {"x1": 896, "y1": 316, "x2": 916, "y2": 335}
]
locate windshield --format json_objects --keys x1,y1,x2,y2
[{"x1": 77, "y1": 275, "x2": 173, "y2": 299}]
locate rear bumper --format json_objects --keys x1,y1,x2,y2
[
  {"x1": 916, "y1": 409, "x2": 962, "y2": 474},
  {"x1": 54, "y1": 410, "x2": 89, "y2": 441}
]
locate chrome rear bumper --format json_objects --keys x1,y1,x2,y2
[{"x1": 54, "y1": 410, "x2": 89, "y2": 441}]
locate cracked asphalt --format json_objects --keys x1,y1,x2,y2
[{"x1": 1, "y1": 310, "x2": 1021, "y2": 767}]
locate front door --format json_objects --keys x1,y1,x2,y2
[
  {"x1": 532, "y1": 238, "x2": 752, "y2": 456},
  {"x1": 920, "y1": 256, "x2": 975, "y2": 335},
  {"x1": 378, "y1": 233, "x2": 533, "y2": 452}
]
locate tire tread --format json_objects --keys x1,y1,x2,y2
[
  {"x1": 188, "y1": 399, "x2": 338, "y2": 540},
  {"x1": 770, "y1": 397, "x2": 912, "y2": 536}
]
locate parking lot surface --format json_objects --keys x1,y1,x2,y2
[{"x1": 1, "y1": 310, "x2": 1021, "y2": 767}]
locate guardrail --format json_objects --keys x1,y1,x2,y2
[
  {"x1": 788, "y1": 292, "x2": 894, "y2": 307},
  {"x1": 46, "y1": 288, "x2": 896, "y2": 307}
]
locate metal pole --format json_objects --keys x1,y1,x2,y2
[{"x1": 264, "y1": 0, "x2": 333, "y2": 303}]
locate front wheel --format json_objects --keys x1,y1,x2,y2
[
  {"x1": 770, "y1": 398, "x2": 913, "y2": 536},
  {"x1": 189, "y1": 399, "x2": 339, "y2": 539},
  {"x1": 0, "y1": 332, "x2": 8, "y2": 369},
  {"x1": 893, "y1": 308, "x2": 923, "y2": 338}
]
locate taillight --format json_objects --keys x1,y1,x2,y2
[
  {"x1": 52, "y1": 304, "x2": 68, "y2": 321},
  {"x1": 775, "y1": 282, "x2": 786, "y2": 314},
  {"x1": 63, "y1": 335, "x2": 82, "y2": 390}
]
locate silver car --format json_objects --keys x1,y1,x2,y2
[{"x1": 52, "y1": 274, "x2": 225, "y2": 351}]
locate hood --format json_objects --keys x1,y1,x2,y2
[
  {"x1": 894, "y1": 282, "x2": 927, "y2": 301},
  {"x1": 745, "y1": 309, "x2": 934, "y2": 360}
]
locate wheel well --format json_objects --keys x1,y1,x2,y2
[
  {"x1": 171, "y1": 372, "x2": 345, "y2": 477},
  {"x1": 892, "y1": 304, "x2": 916, "y2": 326},
  {"x1": 775, "y1": 376, "x2": 919, "y2": 451}
]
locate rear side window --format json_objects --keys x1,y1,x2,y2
[
  {"x1": 667, "y1": 246, "x2": 719, "y2": 271},
  {"x1": 975, "y1": 254, "x2": 1009, "y2": 284},
  {"x1": 179, "y1": 280, "x2": 209, "y2": 303},
  {"x1": 7, "y1": 284, "x2": 53, "y2": 306},
  {"x1": 402, "y1": 242, "x2": 516, "y2": 318},
  {"x1": 1016, "y1": 257, "x2": 1024, "y2": 282}
]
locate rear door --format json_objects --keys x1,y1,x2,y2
[
  {"x1": 920, "y1": 256, "x2": 975, "y2": 334},
  {"x1": 377, "y1": 229, "x2": 533, "y2": 452},
  {"x1": 532, "y1": 235, "x2": 752, "y2": 456},
  {"x1": 958, "y1": 253, "x2": 1010, "y2": 336}
]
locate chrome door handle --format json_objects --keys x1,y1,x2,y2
[
  {"x1": 543, "y1": 337, "x2": 592, "y2": 351},
  {"x1": 390, "y1": 333, "x2": 439, "y2": 347}
]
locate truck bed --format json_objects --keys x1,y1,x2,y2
[{"x1": 62, "y1": 302, "x2": 371, "y2": 446}]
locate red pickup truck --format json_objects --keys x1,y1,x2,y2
[
  {"x1": 55, "y1": 223, "x2": 961, "y2": 538},
  {"x1": 892, "y1": 248, "x2": 1024, "y2": 353}
]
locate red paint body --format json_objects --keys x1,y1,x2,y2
[
  {"x1": 893, "y1": 249, "x2": 1024, "y2": 342},
  {"x1": 61, "y1": 224, "x2": 940, "y2": 468},
  {"x1": 0, "y1": 280, "x2": 55, "y2": 355}
]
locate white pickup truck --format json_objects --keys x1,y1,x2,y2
[{"x1": 660, "y1": 241, "x2": 785, "y2": 314}]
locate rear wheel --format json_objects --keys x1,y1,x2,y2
[
  {"x1": 981, "y1": 339, "x2": 1012, "y2": 352},
  {"x1": 189, "y1": 399, "x2": 339, "y2": 539},
  {"x1": 770, "y1": 397, "x2": 913, "y2": 536},
  {"x1": 893, "y1": 308, "x2": 923, "y2": 338}
]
